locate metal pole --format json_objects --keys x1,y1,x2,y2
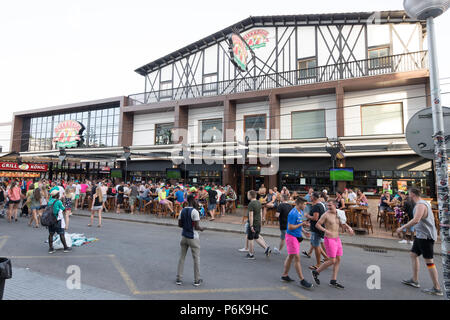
[{"x1": 427, "y1": 16, "x2": 450, "y2": 299}]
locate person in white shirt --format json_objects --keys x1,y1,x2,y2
[{"x1": 348, "y1": 189, "x2": 357, "y2": 203}]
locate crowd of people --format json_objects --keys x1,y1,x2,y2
[{"x1": 0, "y1": 177, "x2": 443, "y2": 296}]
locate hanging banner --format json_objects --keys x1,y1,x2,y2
[
  {"x1": 229, "y1": 34, "x2": 249, "y2": 72},
  {"x1": 382, "y1": 180, "x2": 392, "y2": 194},
  {"x1": 53, "y1": 120, "x2": 85, "y2": 149},
  {"x1": 0, "y1": 162, "x2": 48, "y2": 172}
]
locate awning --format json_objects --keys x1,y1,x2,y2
[
  {"x1": 345, "y1": 155, "x2": 433, "y2": 171},
  {"x1": 125, "y1": 160, "x2": 174, "y2": 172}
]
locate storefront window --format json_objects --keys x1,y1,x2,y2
[
  {"x1": 245, "y1": 114, "x2": 266, "y2": 141},
  {"x1": 155, "y1": 123, "x2": 174, "y2": 145},
  {"x1": 200, "y1": 119, "x2": 222, "y2": 143}
]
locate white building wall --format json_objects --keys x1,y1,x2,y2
[
  {"x1": 132, "y1": 111, "x2": 174, "y2": 146},
  {"x1": 188, "y1": 106, "x2": 224, "y2": 144},
  {"x1": 235, "y1": 101, "x2": 270, "y2": 142},
  {"x1": 0, "y1": 123, "x2": 12, "y2": 153},
  {"x1": 343, "y1": 84, "x2": 426, "y2": 136},
  {"x1": 280, "y1": 95, "x2": 337, "y2": 140}
]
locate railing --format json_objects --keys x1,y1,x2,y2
[{"x1": 128, "y1": 51, "x2": 428, "y2": 106}]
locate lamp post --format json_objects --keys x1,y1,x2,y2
[
  {"x1": 123, "y1": 147, "x2": 131, "y2": 184},
  {"x1": 404, "y1": 0, "x2": 450, "y2": 299}
]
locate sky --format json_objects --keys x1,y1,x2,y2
[{"x1": 1, "y1": 0, "x2": 449, "y2": 124}]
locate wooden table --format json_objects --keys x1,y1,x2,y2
[{"x1": 349, "y1": 206, "x2": 368, "y2": 233}]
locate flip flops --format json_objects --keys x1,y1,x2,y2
[{"x1": 309, "y1": 265, "x2": 318, "y2": 271}]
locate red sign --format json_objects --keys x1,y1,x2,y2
[
  {"x1": 100, "y1": 166, "x2": 111, "y2": 173},
  {"x1": 0, "y1": 162, "x2": 48, "y2": 172}
]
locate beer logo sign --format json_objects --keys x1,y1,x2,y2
[
  {"x1": 53, "y1": 120, "x2": 85, "y2": 149},
  {"x1": 243, "y1": 29, "x2": 269, "y2": 49}
]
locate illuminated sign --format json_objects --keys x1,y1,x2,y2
[
  {"x1": 229, "y1": 34, "x2": 249, "y2": 72},
  {"x1": 53, "y1": 120, "x2": 85, "y2": 149},
  {"x1": 0, "y1": 162, "x2": 48, "y2": 172},
  {"x1": 243, "y1": 29, "x2": 269, "y2": 49}
]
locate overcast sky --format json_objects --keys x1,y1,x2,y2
[{"x1": 1, "y1": 0, "x2": 449, "y2": 122}]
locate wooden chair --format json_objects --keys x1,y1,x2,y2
[
  {"x1": 360, "y1": 210, "x2": 373, "y2": 234},
  {"x1": 266, "y1": 207, "x2": 278, "y2": 225},
  {"x1": 174, "y1": 202, "x2": 183, "y2": 219},
  {"x1": 433, "y1": 210, "x2": 440, "y2": 236}
]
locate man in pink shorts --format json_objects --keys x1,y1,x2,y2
[
  {"x1": 311, "y1": 200, "x2": 353, "y2": 289},
  {"x1": 280, "y1": 197, "x2": 313, "y2": 290}
]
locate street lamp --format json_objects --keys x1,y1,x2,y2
[
  {"x1": 123, "y1": 147, "x2": 131, "y2": 183},
  {"x1": 404, "y1": 0, "x2": 450, "y2": 299}
]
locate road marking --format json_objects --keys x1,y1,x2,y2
[
  {"x1": 0, "y1": 236, "x2": 8, "y2": 251},
  {"x1": 109, "y1": 254, "x2": 140, "y2": 295},
  {"x1": 280, "y1": 286, "x2": 311, "y2": 300},
  {"x1": 135, "y1": 286, "x2": 284, "y2": 296}
]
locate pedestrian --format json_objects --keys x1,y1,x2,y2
[
  {"x1": 176, "y1": 194, "x2": 205, "y2": 287},
  {"x1": 396, "y1": 188, "x2": 443, "y2": 296},
  {"x1": 245, "y1": 190, "x2": 271, "y2": 260},
  {"x1": 89, "y1": 185, "x2": 103, "y2": 228},
  {"x1": 398, "y1": 191, "x2": 415, "y2": 244},
  {"x1": 116, "y1": 181, "x2": 125, "y2": 214},
  {"x1": 7, "y1": 180, "x2": 21, "y2": 222},
  {"x1": 304, "y1": 192, "x2": 327, "y2": 271},
  {"x1": 129, "y1": 183, "x2": 139, "y2": 214},
  {"x1": 47, "y1": 190, "x2": 71, "y2": 253},
  {"x1": 311, "y1": 200, "x2": 354, "y2": 289},
  {"x1": 28, "y1": 185, "x2": 41, "y2": 228},
  {"x1": 273, "y1": 194, "x2": 293, "y2": 254},
  {"x1": 64, "y1": 185, "x2": 75, "y2": 230},
  {"x1": 280, "y1": 197, "x2": 313, "y2": 290},
  {"x1": 207, "y1": 186, "x2": 217, "y2": 221}
]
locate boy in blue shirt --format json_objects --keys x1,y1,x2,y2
[{"x1": 281, "y1": 197, "x2": 313, "y2": 290}]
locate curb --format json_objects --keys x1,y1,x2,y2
[{"x1": 72, "y1": 213, "x2": 443, "y2": 256}]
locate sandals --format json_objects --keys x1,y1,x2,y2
[
  {"x1": 97, "y1": 225, "x2": 101, "y2": 228},
  {"x1": 88, "y1": 224, "x2": 92, "y2": 227},
  {"x1": 302, "y1": 251, "x2": 311, "y2": 258},
  {"x1": 308, "y1": 265, "x2": 319, "y2": 271}
]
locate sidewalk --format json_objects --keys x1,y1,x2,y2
[
  {"x1": 72, "y1": 209, "x2": 443, "y2": 255},
  {"x1": 3, "y1": 267, "x2": 135, "y2": 300}
]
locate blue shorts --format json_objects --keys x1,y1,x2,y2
[
  {"x1": 402, "y1": 225, "x2": 415, "y2": 233},
  {"x1": 208, "y1": 204, "x2": 216, "y2": 211},
  {"x1": 310, "y1": 231, "x2": 323, "y2": 247}
]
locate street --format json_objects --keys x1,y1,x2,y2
[{"x1": 0, "y1": 214, "x2": 445, "y2": 300}]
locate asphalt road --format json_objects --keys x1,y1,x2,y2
[{"x1": 0, "y1": 214, "x2": 445, "y2": 300}]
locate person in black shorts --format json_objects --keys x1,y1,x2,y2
[
  {"x1": 116, "y1": 181, "x2": 125, "y2": 214},
  {"x1": 273, "y1": 194, "x2": 292, "y2": 254}
]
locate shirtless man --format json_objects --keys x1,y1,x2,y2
[{"x1": 311, "y1": 200, "x2": 354, "y2": 289}]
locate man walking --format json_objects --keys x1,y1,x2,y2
[
  {"x1": 280, "y1": 197, "x2": 313, "y2": 290},
  {"x1": 396, "y1": 188, "x2": 443, "y2": 296},
  {"x1": 176, "y1": 194, "x2": 205, "y2": 287},
  {"x1": 311, "y1": 200, "x2": 354, "y2": 289},
  {"x1": 304, "y1": 192, "x2": 326, "y2": 271},
  {"x1": 273, "y1": 194, "x2": 293, "y2": 254},
  {"x1": 245, "y1": 190, "x2": 271, "y2": 260}
]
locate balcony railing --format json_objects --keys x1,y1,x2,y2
[{"x1": 128, "y1": 51, "x2": 428, "y2": 106}]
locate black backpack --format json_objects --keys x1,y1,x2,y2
[{"x1": 41, "y1": 202, "x2": 57, "y2": 227}]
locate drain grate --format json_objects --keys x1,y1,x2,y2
[{"x1": 363, "y1": 247, "x2": 388, "y2": 254}]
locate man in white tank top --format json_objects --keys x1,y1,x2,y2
[{"x1": 396, "y1": 188, "x2": 442, "y2": 296}]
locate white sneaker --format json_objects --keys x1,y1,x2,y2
[
  {"x1": 409, "y1": 240, "x2": 414, "y2": 244},
  {"x1": 238, "y1": 248, "x2": 249, "y2": 252},
  {"x1": 398, "y1": 240, "x2": 408, "y2": 244},
  {"x1": 273, "y1": 247, "x2": 280, "y2": 254}
]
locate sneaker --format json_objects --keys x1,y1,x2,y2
[
  {"x1": 48, "y1": 248, "x2": 55, "y2": 254},
  {"x1": 273, "y1": 247, "x2": 280, "y2": 254},
  {"x1": 63, "y1": 247, "x2": 72, "y2": 253},
  {"x1": 193, "y1": 279, "x2": 203, "y2": 287},
  {"x1": 175, "y1": 278, "x2": 182, "y2": 285},
  {"x1": 402, "y1": 278, "x2": 420, "y2": 288},
  {"x1": 408, "y1": 241, "x2": 414, "y2": 244},
  {"x1": 299, "y1": 279, "x2": 313, "y2": 290},
  {"x1": 422, "y1": 287, "x2": 443, "y2": 296},
  {"x1": 246, "y1": 253, "x2": 255, "y2": 260},
  {"x1": 329, "y1": 281, "x2": 345, "y2": 289},
  {"x1": 302, "y1": 251, "x2": 311, "y2": 258},
  {"x1": 398, "y1": 240, "x2": 408, "y2": 244},
  {"x1": 311, "y1": 270, "x2": 320, "y2": 285},
  {"x1": 238, "y1": 247, "x2": 249, "y2": 252},
  {"x1": 281, "y1": 275, "x2": 295, "y2": 282},
  {"x1": 264, "y1": 246, "x2": 272, "y2": 257}
]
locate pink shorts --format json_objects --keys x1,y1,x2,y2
[
  {"x1": 324, "y1": 237, "x2": 343, "y2": 258},
  {"x1": 285, "y1": 233, "x2": 300, "y2": 255}
]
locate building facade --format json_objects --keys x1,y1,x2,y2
[{"x1": 7, "y1": 11, "x2": 436, "y2": 202}]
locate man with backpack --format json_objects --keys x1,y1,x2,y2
[
  {"x1": 44, "y1": 189, "x2": 71, "y2": 254},
  {"x1": 176, "y1": 194, "x2": 205, "y2": 287}
]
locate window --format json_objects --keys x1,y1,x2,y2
[
  {"x1": 159, "y1": 81, "x2": 172, "y2": 99},
  {"x1": 155, "y1": 123, "x2": 174, "y2": 145},
  {"x1": 202, "y1": 73, "x2": 218, "y2": 93},
  {"x1": 244, "y1": 114, "x2": 266, "y2": 141},
  {"x1": 361, "y1": 102, "x2": 403, "y2": 135},
  {"x1": 200, "y1": 119, "x2": 222, "y2": 143},
  {"x1": 297, "y1": 57, "x2": 317, "y2": 79},
  {"x1": 291, "y1": 110, "x2": 326, "y2": 139},
  {"x1": 368, "y1": 45, "x2": 391, "y2": 70}
]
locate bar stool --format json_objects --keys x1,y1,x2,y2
[
  {"x1": 174, "y1": 202, "x2": 182, "y2": 219},
  {"x1": 361, "y1": 211, "x2": 373, "y2": 234}
]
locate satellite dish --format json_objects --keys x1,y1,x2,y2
[{"x1": 405, "y1": 107, "x2": 450, "y2": 159}]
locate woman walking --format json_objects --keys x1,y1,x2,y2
[
  {"x1": 64, "y1": 186, "x2": 75, "y2": 230},
  {"x1": 7, "y1": 180, "x2": 21, "y2": 222},
  {"x1": 29, "y1": 186, "x2": 42, "y2": 228},
  {"x1": 89, "y1": 186, "x2": 103, "y2": 227},
  {"x1": 47, "y1": 190, "x2": 71, "y2": 253}
]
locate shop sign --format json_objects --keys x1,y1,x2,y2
[
  {"x1": 0, "y1": 161, "x2": 48, "y2": 172},
  {"x1": 100, "y1": 166, "x2": 111, "y2": 173},
  {"x1": 243, "y1": 29, "x2": 269, "y2": 49},
  {"x1": 53, "y1": 120, "x2": 85, "y2": 149},
  {"x1": 229, "y1": 34, "x2": 249, "y2": 72},
  {"x1": 0, "y1": 172, "x2": 41, "y2": 178},
  {"x1": 397, "y1": 180, "x2": 408, "y2": 192}
]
